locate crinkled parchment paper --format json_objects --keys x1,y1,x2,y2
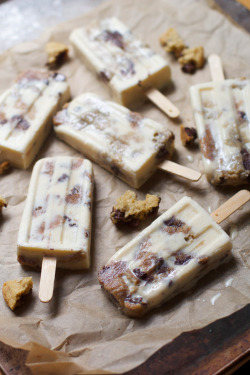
[{"x1": 0, "y1": 0, "x2": 249, "y2": 374}]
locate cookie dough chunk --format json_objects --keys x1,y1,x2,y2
[
  {"x1": 46, "y1": 41, "x2": 69, "y2": 66},
  {"x1": 110, "y1": 190, "x2": 161, "y2": 227},
  {"x1": 180, "y1": 124, "x2": 198, "y2": 146},
  {"x1": 159, "y1": 27, "x2": 186, "y2": 58},
  {"x1": 2, "y1": 277, "x2": 33, "y2": 310},
  {"x1": 178, "y1": 46, "x2": 205, "y2": 74},
  {"x1": 0, "y1": 195, "x2": 7, "y2": 212}
]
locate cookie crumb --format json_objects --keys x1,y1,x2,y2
[
  {"x1": 110, "y1": 190, "x2": 161, "y2": 227},
  {"x1": 179, "y1": 46, "x2": 205, "y2": 73},
  {"x1": 180, "y1": 124, "x2": 197, "y2": 146},
  {"x1": 2, "y1": 277, "x2": 33, "y2": 311},
  {"x1": 45, "y1": 41, "x2": 69, "y2": 66},
  {"x1": 159, "y1": 28, "x2": 205, "y2": 74},
  {"x1": 159, "y1": 27, "x2": 186, "y2": 58}
]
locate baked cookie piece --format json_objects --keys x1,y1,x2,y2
[
  {"x1": 2, "y1": 277, "x2": 33, "y2": 311},
  {"x1": 180, "y1": 124, "x2": 198, "y2": 146},
  {"x1": 178, "y1": 46, "x2": 205, "y2": 74},
  {"x1": 110, "y1": 190, "x2": 161, "y2": 227},
  {"x1": 46, "y1": 41, "x2": 69, "y2": 66},
  {"x1": 0, "y1": 195, "x2": 7, "y2": 212},
  {"x1": 159, "y1": 27, "x2": 186, "y2": 58}
]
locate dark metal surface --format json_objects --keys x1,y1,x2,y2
[
  {"x1": 122, "y1": 303, "x2": 250, "y2": 375},
  {"x1": 0, "y1": 304, "x2": 249, "y2": 374},
  {"x1": 214, "y1": 0, "x2": 250, "y2": 33}
]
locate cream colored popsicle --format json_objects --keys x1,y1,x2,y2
[
  {"x1": 54, "y1": 93, "x2": 201, "y2": 188},
  {"x1": 0, "y1": 70, "x2": 70, "y2": 169},
  {"x1": 54, "y1": 93, "x2": 176, "y2": 188},
  {"x1": 190, "y1": 55, "x2": 250, "y2": 185},
  {"x1": 17, "y1": 156, "x2": 93, "y2": 271},
  {"x1": 98, "y1": 196, "x2": 235, "y2": 317},
  {"x1": 70, "y1": 18, "x2": 179, "y2": 118}
]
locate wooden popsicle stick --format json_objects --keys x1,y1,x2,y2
[
  {"x1": 158, "y1": 160, "x2": 201, "y2": 181},
  {"x1": 208, "y1": 54, "x2": 225, "y2": 82},
  {"x1": 211, "y1": 190, "x2": 250, "y2": 224},
  {"x1": 39, "y1": 257, "x2": 57, "y2": 303},
  {"x1": 146, "y1": 88, "x2": 180, "y2": 118}
]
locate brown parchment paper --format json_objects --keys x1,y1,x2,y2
[{"x1": 0, "y1": 0, "x2": 250, "y2": 374}]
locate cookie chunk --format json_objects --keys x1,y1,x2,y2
[
  {"x1": 180, "y1": 124, "x2": 198, "y2": 146},
  {"x1": 159, "y1": 27, "x2": 186, "y2": 58},
  {"x1": 0, "y1": 195, "x2": 7, "y2": 212},
  {"x1": 110, "y1": 190, "x2": 161, "y2": 227},
  {"x1": 45, "y1": 41, "x2": 69, "y2": 66},
  {"x1": 178, "y1": 46, "x2": 205, "y2": 73},
  {"x1": 2, "y1": 277, "x2": 33, "y2": 310}
]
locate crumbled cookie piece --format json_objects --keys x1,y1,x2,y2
[
  {"x1": 180, "y1": 124, "x2": 197, "y2": 146},
  {"x1": 178, "y1": 46, "x2": 205, "y2": 74},
  {"x1": 2, "y1": 277, "x2": 33, "y2": 311},
  {"x1": 159, "y1": 27, "x2": 186, "y2": 58},
  {"x1": 159, "y1": 28, "x2": 205, "y2": 74},
  {"x1": 0, "y1": 195, "x2": 7, "y2": 212},
  {"x1": 45, "y1": 41, "x2": 69, "y2": 66},
  {"x1": 0, "y1": 161, "x2": 10, "y2": 175},
  {"x1": 110, "y1": 190, "x2": 161, "y2": 227}
]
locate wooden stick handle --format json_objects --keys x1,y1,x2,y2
[
  {"x1": 146, "y1": 88, "x2": 180, "y2": 118},
  {"x1": 158, "y1": 160, "x2": 201, "y2": 181},
  {"x1": 211, "y1": 190, "x2": 250, "y2": 224},
  {"x1": 208, "y1": 54, "x2": 225, "y2": 81},
  {"x1": 39, "y1": 257, "x2": 57, "y2": 303}
]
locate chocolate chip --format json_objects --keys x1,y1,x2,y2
[
  {"x1": 125, "y1": 296, "x2": 144, "y2": 304},
  {"x1": 164, "y1": 216, "x2": 189, "y2": 235},
  {"x1": 33, "y1": 206, "x2": 44, "y2": 217},
  {"x1": 84, "y1": 229, "x2": 89, "y2": 238},
  {"x1": 156, "y1": 145, "x2": 169, "y2": 159},
  {"x1": 133, "y1": 268, "x2": 147, "y2": 280},
  {"x1": 58, "y1": 173, "x2": 69, "y2": 182},
  {"x1": 120, "y1": 58, "x2": 135, "y2": 76},
  {"x1": 11, "y1": 115, "x2": 30, "y2": 130},
  {"x1": 111, "y1": 165, "x2": 122, "y2": 176},
  {"x1": 174, "y1": 252, "x2": 193, "y2": 265},
  {"x1": 52, "y1": 72, "x2": 66, "y2": 81},
  {"x1": 181, "y1": 62, "x2": 196, "y2": 74},
  {"x1": 198, "y1": 256, "x2": 209, "y2": 265},
  {"x1": 103, "y1": 30, "x2": 125, "y2": 49},
  {"x1": 241, "y1": 148, "x2": 250, "y2": 170},
  {"x1": 66, "y1": 185, "x2": 81, "y2": 204},
  {"x1": 238, "y1": 111, "x2": 247, "y2": 122},
  {"x1": 99, "y1": 70, "x2": 111, "y2": 82}
]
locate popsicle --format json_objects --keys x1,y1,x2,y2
[
  {"x1": 0, "y1": 70, "x2": 70, "y2": 169},
  {"x1": 53, "y1": 93, "x2": 201, "y2": 188},
  {"x1": 70, "y1": 17, "x2": 179, "y2": 118},
  {"x1": 17, "y1": 156, "x2": 93, "y2": 301},
  {"x1": 190, "y1": 55, "x2": 250, "y2": 185},
  {"x1": 98, "y1": 190, "x2": 250, "y2": 317}
]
